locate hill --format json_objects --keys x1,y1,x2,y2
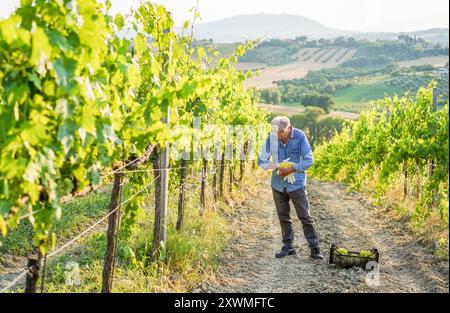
[
  {"x1": 186, "y1": 14, "x2": 449, "y2": 47},
  {"x1": 189, "y1": 13, "x2": 353, "y2": 43}
]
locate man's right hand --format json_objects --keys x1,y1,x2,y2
[
  {"x1": 277, "y1": 167, "x2": 295, "y2": 177},
  {"x1": 268, "y1": 162, "x2": 277, "y2": 170}
]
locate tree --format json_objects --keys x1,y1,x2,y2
[
  {"x1": 334, "y1": 36, "x2": 346, "y2": 46},
  {"x1": 290, "y1": 107, "x2": 344, "y2": 148},
  {"x1": 271, "y1": 89, "x2": 281, "y2": 104},
  {"x1": 318, "y1": 38, "x2": 331, "y2": 46},
  {"x1": 296, "y1": 36, "x2": 308, "y2": 44},
  {"x1": 321, "y1": 83, "x2": 335, "y2": 94},
  {"x1": 347, "y1": 37, "x2": 357, "y2": 46},
  {"x1": 259, "y1": 88, "x2": 281, "y2": 104},
  {"x1": 305, "y1": 40, "x2": 318, "y2": 47},
  {"x1": 301, "y1": 93, "x2": 334, "y2": 113}
]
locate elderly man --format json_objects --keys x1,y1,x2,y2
[{"x1": 258, "y1": 116, "x2": 323, "y2": 259}]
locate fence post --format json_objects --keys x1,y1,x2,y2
[
  {"x1": 213, "y1": 159, "x2": 218, "y2": 202},
  {"x1": 158, "y1": 105, "x2": 170, "y2": 255},
  {"x1": 25, "y1": 255, "x2": 41, "y2": 293},
  {"x1": 240, "y1": 141, "x2": 247, "y2": 183},
  {"x1": 102, "y1": 168, "x2": 123, "y2": 293},
  {"x1": 152, "y1": 150, "x2": 162, "y2": 260},
  {"x1": 176, "y1": 157, "x2": 188, "y2": 231},
  {"x1": 200, "y1": 158, "x2": 207, "y2": 214},
  {"x1": 228, "y1": 160, "x2": 233, "y2": 194},
  {"x1": 152, "y1": 25, "x2": 173, "y2": 259},
  {"x1": 403, "y1": 160, "x2": 408, "y2": 198},
  {"x1": 219, "y1": 153, "x2": 225, "y2": 199},
  {"x1": 416, "y1": 157, "x2": 420, "y2": 199}
]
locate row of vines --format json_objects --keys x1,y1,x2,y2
[
  {"x1": 310, "y1": 83, "x2": 449, "y2": 252},
  {"x1": 0, "y1": 0, "x2": 268, "y2": 292}
]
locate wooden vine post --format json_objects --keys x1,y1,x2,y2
[
  {"x1": 403, "y1": 160, "x2": 408, "y2": 198},
  {"x1": 176, "y1": 157, "x2": 188, "y2": 231},
  {"x1": 212, "y1": 159, "x2": 218, "y2": 202},
  {"x1": 159, "y1": 106, "x2": 170, "y2": 245},
  {"x1": 200, "y1": 158, "x2": 207, "y2": 214},
  {"x1": 219, "y1": 153, "x2": 225, "y2": 199},
  {"x1": 228, "y1": 159, "x2": 233, "y2": 193},
  {"x1": 102, "y1": 167, "x2": 123, "y2": 293},
  {"x1": 152, "y1": 25, "x2": 173, "y2": 259},
  {"x1": 152, "y1": 150, "x2": 162, "y2": 260},
  {"x1": 102, "y1": 144, "x2": 155, "y2": 291},
  {"x1": 24, "y1": 254, "x2": 42, "y2": 293}
]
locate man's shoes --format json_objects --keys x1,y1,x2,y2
[
  {"x1": 310, "y1": 246, "x2": 323, "y2": 260},
  {"x1": 275, "y1": 245, "x2": 296, "y2": 258}
]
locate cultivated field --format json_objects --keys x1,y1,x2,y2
[
  {"x1": 244, "y1": 48, "x2": 357, "y2": 89},
  {"x1": 398, "y1": 55, "x2": 449, "y2": 68},
  {"x1": 235, "y1": 62, "x2": 267, "y2": 70},
  {"x1": 258, "y1": 103, "x2": 360, "y2": 120}
]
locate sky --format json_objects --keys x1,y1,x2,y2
[{"x1": 0, "y1": 0, "x2": 449, "y2": 32}]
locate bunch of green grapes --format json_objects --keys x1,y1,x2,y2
[
  {"x1": 337, "y1": 247, "x2": 348, "y2": 255},
  {"x1": 359, "y1": 250, "x2": 376, "y2": 259}
]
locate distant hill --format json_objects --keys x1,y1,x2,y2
[
  {"x1": 187, "y1": 13, "x2": 354, "y2": 43},
  {"x1": 186, "y1": 13, "x2": 449, "y2": 46},
  {"x1": 353, "y1": 28, "x2": 449, "y2": 46}
]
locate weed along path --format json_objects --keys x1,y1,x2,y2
[{"x1": 200, "y1": 174, "x2": 449, "y2": 293}]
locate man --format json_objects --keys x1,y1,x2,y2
[{"x1": 258, "y1": 116, "x2": 323, "y2": 260}]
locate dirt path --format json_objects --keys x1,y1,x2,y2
[{"x1": 200, "y1": 175, "x2": 449, "y2": 293}]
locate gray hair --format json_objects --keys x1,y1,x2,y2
[{"x1": 271, "y1": 116, "x2": 291, "y2": 131}]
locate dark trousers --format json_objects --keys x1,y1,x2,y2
[{"x1": 272, "y1": 187, "x2": 320, "y2": 248}]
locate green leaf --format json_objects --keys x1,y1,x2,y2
[
  {"x1": 114, "y1": 13, "x2": 124, "y2": 29},
  {"x1": 0, "y1": 200, "x2": 12, "y2": 217},
  {"x1": 59, "y1": 178, "x2": 74, "y2": 196},
  {"x1": 197, "y1": 47, "x2": 206, "y2": 61},
  {"x1": 20, "y1": 121, "x2": 49, "y2": 145},
  {"x1": 128, "y1": 63, "x2": 140, "y2": 88},
  {"x1": 0, "y1": 216, "x2": 7, "y2": 237},
  {"x1": 134, "y1": 34, "x2": 146, "y2": 56},
  {"x1": 43, "y1": 80, "x2": 56, "y2": 96},
  {"x1": 81, "y1": 105, "x2": 96, "y2": 134},
  {"x1": 180, "y1": 80, "x2": 198, "y2": 98},
  {"x1": 30, "y1": 26, "x2": 52, "y2": 66},
  {"x1": 87, "y1": 165, "x2": 100, "y2": 185},
  {"x1": 1, "y1": 158, "x2": 27, "y2": 179},
  {"x1": 0, "y1": 16, "x2": 23, "y2": 45},
  {"x1": 21, "y1": 181, "x2": 40, "y2": 203},
  {"x1": 6, "y1": 82, "x2": 29, "y2": 105},
  {"x1": 73, "y1": 166, "x2": 86, "y2": 182},
  {"x1": 53, "y1": 58, "x2": 76, "y2": 89},
  {"x1": 28, "y1": 71, "x2": 42, "y2": 90}
]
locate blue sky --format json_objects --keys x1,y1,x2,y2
[{"x1": 1, "y1": 0, "x2": 449, "y2": 32}]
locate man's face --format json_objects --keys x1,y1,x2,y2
[{"x1": 278, "y1": 126, "x2": 291, "y2": 142}]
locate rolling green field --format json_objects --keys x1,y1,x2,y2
[{"x1": 332, "y1": 81, "x2": 405, "y2": 112}]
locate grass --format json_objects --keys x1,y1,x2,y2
[
  {"x1": 3, "y1": 163, "x2": 259, "y2": 292},
  {"x1": 0, "y1": 186, "x2": 112, "y2": 257},
  {"x1": 332, "y1": 76, "x2": 406, "y2": 113},
  {"x1": 41, "y1": 197, "x2": 230, "y2": 292}
]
